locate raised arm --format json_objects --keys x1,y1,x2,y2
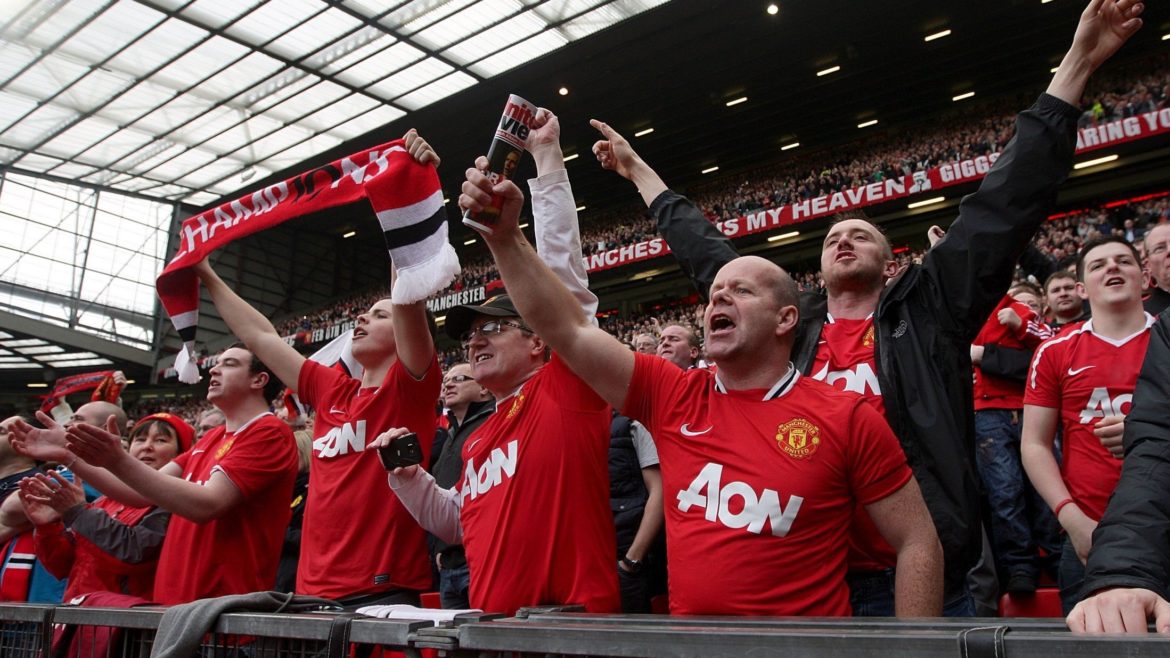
[
  {"x1": 64, "y1": 421, "x2": 243, "y2": 524},
  {"x1": 529, "y1": 108, "x2": 598, "y2": 321},
  {"x1": 1047, "y1": 0, "x2": 1143, "y2": 105},
  {"x1": 924, "y1": 0, "x2": 1141, "y2": 337},
  {"x1": 591, "y1": 120, "x2": 738, "y2": 300},
  {"x1": 194, "y1": 258, "x2": 306, "y2": 391},
  {"x1": 389, "y1": 129, "x2": 442, "y2": 379},
  {"x1": 461, "y1": 169, "x2": 633, "y2": 409}
]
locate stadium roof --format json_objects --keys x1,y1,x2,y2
[{"x1": 1, "y1": 0, "x2": 668, "y2": 207}]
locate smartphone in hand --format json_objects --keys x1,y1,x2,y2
[{"x1": 378, "y1": 432, "x2": 423, "y2": 471}]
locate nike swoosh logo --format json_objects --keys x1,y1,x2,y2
[
  {"x1": 191, "y1": 449, "x2": 206, "y2": 455},
  {"x1": 466, "y1": 438, "x2": 483, "y2": 452},
  {"x1": 1067, "y1": 365, "x2": 1095, "y2": 376},
  {"x1": 680, "y1": 424, "x2": 712, "y2": 437},
  {"x1": 330, "y1": 406, "x2": 345, "y2": 414}
]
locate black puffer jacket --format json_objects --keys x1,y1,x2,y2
[{"x1": 651, "y1": 93, "x2": 1081, "y2": 593}]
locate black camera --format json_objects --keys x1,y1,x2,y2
[{"x1": 377, "y1": 432, "x2": 423, "y2": 470}]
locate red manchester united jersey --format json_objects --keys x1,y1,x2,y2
[
  {"x1": 296, "y1": 357, "x2": 440, "y2": 599},
  {"x1": 1025, "y1": 316, "x2": 1154, "y2": 520},
  {"x1": 974, "y1": 295, "x2": 1053, "y2": 410},
  {"x1": 154, "y1": 413, "x2": 298, "y2": 604},
  {"x1": 624, "y1": 353, "x2": 912, "y2": 616},
  {"x1": 811, "y1": 314, "x2": 895, "y2": 572},
  {"x1": 458, "y1": 355, "x2": 618, "y2": 615}
]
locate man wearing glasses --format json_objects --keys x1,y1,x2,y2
[
  {"x1": 377, "y1": 108, "x2": 620, "y2": 615},
  {"x1": 429, "y1": 363, "x2": 493, "y2": 609}
]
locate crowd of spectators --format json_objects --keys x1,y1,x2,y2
[{"x1": 260, "y1": 55, "x2": 1168, "y2": 340}]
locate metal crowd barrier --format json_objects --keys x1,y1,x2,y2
[{"x1": 5, "y1": 602, "x2": 1170, "y2": 657}]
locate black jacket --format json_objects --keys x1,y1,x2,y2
[
  {"x1": 429, "y1": 397, "x2": 495, "y2": 568},
  {"x1": 652, "y1": 93, "x2": 1081, "y2": 593},
  {"x1": 1082, "y1": 311, "x2": 1170, "y2": 597}
]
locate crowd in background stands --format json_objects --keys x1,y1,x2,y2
[{"x1": 257, "y1": 54, "x2": 1169, "y2": 361}]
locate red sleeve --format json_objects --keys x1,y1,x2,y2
[
  {"x1": 297, "y1": 359, "x2": 348, "y2": 408},
  {"x1": 170, "y1": 449, "x2": 191, "y2": 473},
  {"x1": 1025, "y1": 338, "x2": 1062, "y2": 408},
  {"x1": 621, "y1": 352, "x2": 687, "y2": 438},
  {"x1": 32, "y1": 521, "x2": 75, "y2": 581},
  {"x1": 214, "y1": 419, "x2": 298, "y2": 498},
  {"x1": 545, "y1": 353, "x2": 607, "y2": 413},
  {"x1": 846, "y1": 399, "x2": 913, "y2": 505},
  {"x1": 973, "y1": 295, "x2": 1013, "y2": 346}
]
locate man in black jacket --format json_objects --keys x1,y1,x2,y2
[
  {"x1": 588, "y1": 0, "x2": 1142, "y2": 615},
  {"x1": 1067, "y1": 310, "x2": 1170, "y2": 634},
  {"x1": 430, "y1": 362, "x2": 494, "y2": 608}
]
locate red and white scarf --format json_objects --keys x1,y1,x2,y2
[{"x1": 157, "y1": 139, "x2": 458, "y2": 383}]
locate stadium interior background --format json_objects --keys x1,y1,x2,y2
[{"x1": 1, "y1": 0, "x2": 1168, "y2": 415}]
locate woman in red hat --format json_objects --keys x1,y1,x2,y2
[{"x1": 18, "y1": 412, "x2": 193, "y2": 601}]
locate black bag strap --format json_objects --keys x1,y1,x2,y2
[
  {"x1": 325, "y1": 612, "x2": 358, "y2": 658},
  {"x1": 956, "y1": 625, "x2": 1010, "y2": 658}
]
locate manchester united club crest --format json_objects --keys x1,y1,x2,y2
[
  {"x1": 775, "y1": 418, "x2": 821, "y2": 459},
  {"x1": 862, "y1": 325, "x2": 875, "y2": 348},
  {"x1": 507, "y1": 392, "x2": 526, "y2": 419},
  {"x1": 215, "y1": 437, "x2": 236, "y2": 460}
]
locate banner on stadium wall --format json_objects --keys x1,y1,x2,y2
[{"x1": 584, "y1": 110, "x2": 1170, "y2": 274}]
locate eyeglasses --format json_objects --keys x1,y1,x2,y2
[
  {"x1": 460, "y1": 320, "x2": 532, "y2": 347},
  {"x1": 443, "y1": 374, "x2": 476, "y2": 385}
]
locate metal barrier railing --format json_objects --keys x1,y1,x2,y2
[{"x1": 5, "y1": 603, "x2": 1170, "y2": 658}]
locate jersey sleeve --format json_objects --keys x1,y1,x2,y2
[
  {"x1": 545, "y1": 353, "x2": 608, "y2": 413},
  {"x1": 32, "y1": 522, "x2": 75, "y2": 581},
  {"x1": 212, "y1": 420, "x2": 298, "y2": 499},
  {"x1": 847, "y1": 399, "x2": 913, "y2": 505},
  {"x1": 622, "y1": 352, "x2": 687, "y2": 438},
  {"x1": 630, "y1": 421, "x2": 660, "y2": 468},
  {"x1": 1025, "y1": 337, "x2": 1063, "y2": 408},
  {"x1": 297, "y1": 359, "x2": 348, "y2": 408}
]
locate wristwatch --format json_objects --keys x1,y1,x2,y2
[{"x1": 619, "y1": 556, "x2": 643, "y2": 574}]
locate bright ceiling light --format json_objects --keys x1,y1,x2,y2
[
  {"x1": 817, "y1": 66, "x2": 840, "y2": 77},
  {"x1": 952, "y1": 91, "x2": 975, "y2": 101},
  {"x1": 635, "y1": 128, "x2": 655, "y2": 137},
  {"x1": 701, "y1": 166, "x2": 720, "y2": 174},
  {"x1": 519, "y1": 223, "x2": 529, "y2": 229},
  {"x1": 857, "y1": 119, "x2": 878, "y2": 129},
  {"x1": 781, "y1": 142, "x2": 799, "y2": 151},
  {"x1": 558, "y1": 86, "x2": 569, "y2": 96},
  {"x1": 576, "y1": 205, "x2": 586, "y2": 211},
  {"x1": 1073, "y1": 154, "x2": 1118, "y2": 170},
  {"x1": 342, "y1": 231, "x2": 356, "y2": 238},
  {"x1": 464, "y1": 238, "x2": 477, "y2": 245},
  {"x1": 766, "y1": 4, "x2": 779, "y2": 15},
  {"x1": 767, "y1": 231, "x2": 800, "y2": 242},
  {"x1": 924, "y1": 29, "x2": 952, "y2": 42},
  {"x1": 725, "y1": 97, "x2": 748, "y2": 107},
  {"x1": 563, "y1": 153, "x2": 579, "y2": 162},
  {"x1": 908, "y1": 196, "x2": 946, "y2": 209},
  {"x1": 27, "y1": 383, "x2": 48, "y2": 388}
]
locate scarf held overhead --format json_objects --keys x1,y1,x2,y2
[{"x1": 157, "y1": 140, "x2": 458, "y2": 383}]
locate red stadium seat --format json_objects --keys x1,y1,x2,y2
[{"x1": 998, "y1": 587, "x2": 1063, "y2": 618}]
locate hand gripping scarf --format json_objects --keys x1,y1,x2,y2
[{"x1": 156, "y1": 139, "x2": 458, "y2": 383}]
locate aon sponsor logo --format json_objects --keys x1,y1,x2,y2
[
  {"x1": 314, "y1": 420, "x2": 366, "y2": 458},
  {"x1": 460, "y1": 440, "x2": 518, "y2": 505},
  {"x1": 676, "y1": 462, "x2": 803, "y2": 536},
  {"x1": 1079, "y1": 388, "x2": 1132, "y2": 424},
  {"x1": 812, "y1": 362, "x2": 881, "y2": 397}
]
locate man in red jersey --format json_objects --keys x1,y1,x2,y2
[
  {"x1": 451, "y1": 165, "x2": 942, "y2": 617},
  {"x1": 10, "y1": 345, "x2": 299, "y2": 604},
  {"x1": 1022, "y1": 236, "x2": 1156, "y2": 615},
  {"x1": 191, "y1": 131, "x2": 444, "y2": 608},
  {"x1": 380, "y1": 108, "x2": 619, "y2": 616}
]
